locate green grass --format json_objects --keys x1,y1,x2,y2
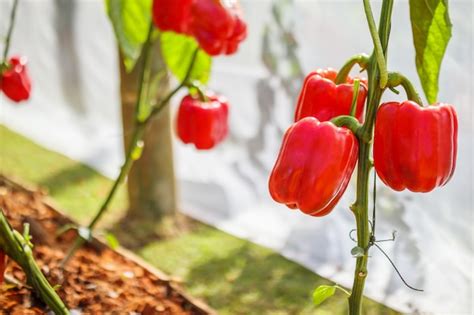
[{"x1": 0, "y1": 124, "x2": 399, "y2": 315}]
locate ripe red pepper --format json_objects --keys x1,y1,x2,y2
[
  {"x1": 294, "y1": 68, "x2": 367, "y2": 122},
  {"x1": 177, "y1": 92, "x2": 229, "y2": 150},
  {"x1": 152, "y1": 0, "x2": 193, "y2": 34},
  {"x1": 1, "y1": 56, "x2": 32, "y2": 103},
  {"x1": 374, "y1": 101, "x2": 458, "y2": 192},
  {"x1": 0, "y1": 250, "x2": 5, "y2": 283},
  {"x1": 190, "y1": 0, "x2": 247, "y2": 56},
  {"x1": 269, "y1": 117, "x2": 359, "y2": 216}
]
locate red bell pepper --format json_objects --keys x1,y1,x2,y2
[
  {"x1": 374, "y1": 101, "x2": 458, "y2": 192},
  {"x1": 152, "y1": 0, "x2": 193, "y2": 34},
  {"x1": 269, "y1": 117, "x2": 359, "y2": 216},
  {"x1": 294, "y1": 68, "x2": 367, "y2": 122},
  {"x1": 1, "y1": 56, "x2": 31, "y2": 103},
  {"x1": 177, "y1": 92, "x2": 229, "y2": 150},
  {"x1": 190, "y1": 0, "x2": 247, "y2": 56},
  {"x1": 0, "y1": 250, "x2": 5, "y2": 283}
]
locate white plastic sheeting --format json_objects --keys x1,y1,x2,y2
[{"x1": 1, "y1": 1, "x2": 472, "y2": 313}]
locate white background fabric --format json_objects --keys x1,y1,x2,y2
[{"x1": 1, "y1": 0, "x2": 472, "y2": 314}]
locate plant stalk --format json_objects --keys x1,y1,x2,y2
[
  {"x1": 2, "y1": 0, "x2": 19, "y2": 62},
  {"x1": 348, "y1": 0, "x2": 394, "y2": 314},
  {"x1": 0, "y1": 210, "x2": 69, "y2": 315}
]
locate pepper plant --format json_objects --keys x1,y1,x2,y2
[
  {"x1": 268, "y1": 0, "x2": 454, "y2": 314},
  {"x1": 62, "y1": 0, "x2": 247, "y2": 265}
]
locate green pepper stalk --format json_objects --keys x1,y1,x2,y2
[
  {"x1": 61, "y1": 24, "x2": 200, "y2": 267},
  {"x1": 347, "y1": 0, "x2": 394, "y2": 313}
]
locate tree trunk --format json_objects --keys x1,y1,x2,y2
[{"x1": 118, "y1": 39, "x2": 177, "y2": 245}]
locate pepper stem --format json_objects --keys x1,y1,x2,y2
[
  {"x1": 331, "y1": 115, "x2": 361, "y2": 136},
  {"x1": 387, "y1": 72, "x2": 424, "y2": 106},
  {"x1": 335, "y1": 54, "x2": 370, "y2": 84},
  {"x1": 350, "y1": 79, "x2": 361, "y2": 117}
]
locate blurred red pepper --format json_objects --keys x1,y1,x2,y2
[
  {"x1": 294, "y1": 68, "x2": 367, "y2": 122},
  {"x1": 374, "y1": 101, "x2": 458, "y2": 192},
  {"x1": 152, "y1": 0, "x2": 193, "y2": 34},
  {"x1": 177, "y1": 92, "x2": 229, "y2": 150},
  {"x1": 1, "y1": 56, "x2": 31, "y2": 103},
  {"x1": 0, "y1": 250, "x2": 5, "y2": 283},
  {"x1": 190, "y1": 0, "x2": 247, "y2": 56},
  {"x1": 269, "y1": 117, "x2": 359, "y2": 216}
]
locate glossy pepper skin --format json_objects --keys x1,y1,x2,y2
[
  {"x1": 374, "y1": 101, "x2": 458, "y2": 193},
  {"x1": 190, "y1": 0, "x2": 247, "y2": 56},
  {"x1": 294, "y1": 68, "x2": 367, "y2": 122},
  {"x1": 177, "y1": 92, "x2": 229, "y2": 150},
  {"x1": 152, "y1": 0, "x2": 193, "y2": 34},
  {"x1": 1, "y1": 56, "x2": 31, "y2": 103},
  {"x1": 269, "y1": 117, "x2": 359, "y2": 216}
]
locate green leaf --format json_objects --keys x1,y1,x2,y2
[
  {"x1": 351, "y1": 246, "x2": 365, "y2": 257},
  {"x1": 409, "y1": 0, "x2": 452, "y2": 104},
  {"x1": 105, "y1": 0, "x2": 152, "y2": 71},
  {"x1": 105, "y1": 232, "x2": 120, "y2": 250},
  {"x1": 312, "y1": 285, "x2": 336, "y2": 306},
  {"x1": 161, "y1": 32, "x2": 212, "y2": 85}
]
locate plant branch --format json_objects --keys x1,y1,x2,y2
[
  {"x1": 147, "y1": 47, "x2": 199, "y2": 120},
  {"x1": 0, "y1": 209, "x2": 69, "y2": 315},
  {"x1": 363, "y1": 0, "x2": 388, "y2": 88},
  {"x1": 2, "y1": 0, "x2": 19, "y2": 62},
  {"x1": 135, "y1": 22, "x2": 155, "y2": 121}
]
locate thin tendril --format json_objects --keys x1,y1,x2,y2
[
  {"x1": 372, "y1": 243, "x2": 424, "y2": 292},
  {"x1": 349, "y1": 229, "x2": 357, "y2": 242}
]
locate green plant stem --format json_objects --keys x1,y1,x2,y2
[
  {"x1": 61, "y1": 46, "x2": 200, "y2": 268},
  {"x1": 350, "y1": 79, "x2": 361, "y2": 117},
  {"x1": 348, "y1": 0, "x2": 393, "y2": 314},
  {"x1": 387, "y1": 72, "x2": 424, "y2": 105},
  {"x1": 363, "y1": 0, "x2": 388, "y2": 89},
  {"x1": 2, "y1": 0, "x2": 19, "y2": 62},
  {"x1": 136, "y1": 23, "x2": 155, "y2": 120},
  {"x1": 0, "y1": 209, "x2": 69, "y2": 315},
  {"x1": 335, "y1": 54, "x2": 370, "y2": 84}
]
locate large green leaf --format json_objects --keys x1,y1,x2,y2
[
  {"x1": 409, "y1": 0, "x2": 452, "y2": 104},
  {"x1": 160, "y1": 32, "x2": 212, "y2": 85},
  {"x1": 105, "y1": 0, "x2": 152, "y2": 71}
]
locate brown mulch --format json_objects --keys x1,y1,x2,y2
[{"x1": 0, "y1": 178, "x2": 209, "y2": 314}]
